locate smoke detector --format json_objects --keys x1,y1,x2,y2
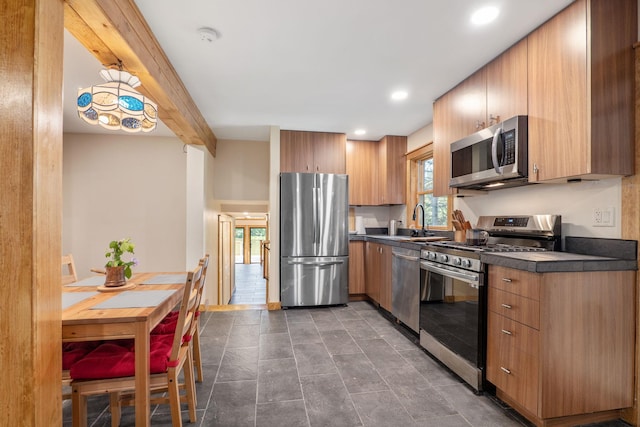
[{"x1": 197, "y1": 27, "x2": 220, "y2": 43}]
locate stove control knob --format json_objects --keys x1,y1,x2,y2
[
  {"x1": 461, "y1": 259, "x2": 472, "y2": 268},
  {"x1": 428, "y1": 252, "x2": 437, "y2": 260},
  {"x1": 453, "y1": 257, "x2": 462, "y2": 266},
  {"x1": 439, "y1": 254, "x2": 449, "y2": 263}
]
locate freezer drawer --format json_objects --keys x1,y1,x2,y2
[{"x1": 280, "y1": 256, "x2": 349, "y2": 307}]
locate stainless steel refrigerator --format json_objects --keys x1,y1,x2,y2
[{"x1": 280, "y1": 172, "x2": 349, "y2": 307}]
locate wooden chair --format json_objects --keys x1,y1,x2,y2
[
  {"x1": 192, "y1": 254, "x2": 210, "y2": 383},
  {"x1": 70, "y1": 264, "x2": 203, "y2": 427},
  {"x1": 153, "y1": 254, "x2": 210, "y2": 384},
  {"x1": 61, "y1": 254, "x2": 78, "y2": 285}
]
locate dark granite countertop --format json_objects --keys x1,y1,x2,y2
[
  {"x1": 349, "y1": 231, "x2": 452, "y2": 251},
  {"x1": 482, "y1": 237, "x2": 638, "y2": 273},
  {"x1": 481, "y1": 251, "x2": 637, "y2": 273}
]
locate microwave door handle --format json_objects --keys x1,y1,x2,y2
[{"x1": 491, "y1": 127, "x2": 503, "y2": 174}]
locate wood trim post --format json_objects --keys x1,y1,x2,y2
[
  {"x1": 1, "y1": 0, "x2": 64, "y2": 424},
  {"x1": 621, "y1": 42, "x2": 640, "y2": 426}
]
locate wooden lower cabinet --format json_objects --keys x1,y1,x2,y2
[
  {"x1": 486, "y1": 266, "x2": 635, "y2": 426},
  {"x1": 364, "y1": 242, "x2": 392, "y2": 310},
  {"x1": 348, "y1": 241, "x2": 365, "y2": 295}
]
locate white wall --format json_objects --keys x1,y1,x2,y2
[
  {"x1": 407, "y1": 123, "x2": 433, "y2": 152},
  {"x1": 63, "y1": 133, "x2": 188, "y2": 278},
  {"x1": 456, "y1": 178, "x2": 622, "y2": 239},
  {"x1": 186, "y1": 145, "x2": 206, "y2": 268}
]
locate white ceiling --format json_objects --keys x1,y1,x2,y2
[{"x1": 62, "y1": 0, "x2": 575, "y2": 142}]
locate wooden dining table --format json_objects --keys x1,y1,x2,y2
[{"x1": 62, "y1": 272, "x2": 187, "y2": 427}]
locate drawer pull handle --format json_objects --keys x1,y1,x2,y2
[
  {"x1": 501, "y1": 303, "x2": 512, "y2": 309},
  {"x1": 502, "y1": 278, "x2": 512, "y2": 283},
  {"x1": 501, "y1": 329, "x2": 512, "y2": 335},
  {"x1": 500, "y1": 367, "x2": 511, "y2": 374}
]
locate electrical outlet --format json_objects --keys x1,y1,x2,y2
[{"x1": 593, "y1": 207, "x2": 615, "y2": 227}]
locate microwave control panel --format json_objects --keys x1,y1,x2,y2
[{"x1": 503, "y1": 129, "x2": 516, "y2": 165}]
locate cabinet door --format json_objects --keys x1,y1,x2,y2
[
  {"x1": 378, "y1": 244, "x2": 393, "y2": 311},
  {"x1": 346, "y1": 140, "x2": 378, "y2": 205},
  {"x1": 280, "y1": 130, "x2": 314, "y2": 172},
  {"x1": 432, "y1": 69, "x2": 486, "y2": 197},
  {"x1": 348, "y1": 241, "x2": 365, "y2": 294},
  {"x1": 454, "y1": 68, "x2": 488, "y2": 138},
  {"x1": 378, "y1": 136, "x2": 406, "y2": 205},
  {"x1": 364, "y1": 242, "x2": 380, "y2": 303},
  {"x1": 313, "y1": 132, "x2": 346, "y2": 174},
  {"x1": 527, "y1": 1, "x2": 588, "y2": 182},
  {"x1": 432, "y1": 95, "x2": 454, "y2": 197},
  {"x1": 486, "y1": 38, "x2": 528, "y2": 125}
]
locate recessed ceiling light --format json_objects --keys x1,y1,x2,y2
[
  {"x1": 391, "y1": 90, "x2": 408, "y2": 101},
  {"x1": 471, "y1": 6, "x2": 499, "y2": 25},
  {"x1": 354, "y1": 129, "x2": 366, "y2": 136}
]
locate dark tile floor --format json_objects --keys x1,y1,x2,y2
[
  {"x1": 228, "y1": 263, "x2": 267, "y2": 305},
  {"x1": 62, "y1": 301, "x2": 632, "y2": 427}
]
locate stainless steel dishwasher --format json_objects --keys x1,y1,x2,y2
[{"x1": 391, "y1": 246, "x2": 420, "y2": 332}]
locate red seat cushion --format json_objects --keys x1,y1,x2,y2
[
  {"x1": 152, "y1": 317, "x2": 178, "y2": 335},
  {"x1": 62, "y1": 341, "x2": 102, "y2": 370},
  {"x1": 69, "y1": 334, "x2": 174, "y2": 380}
]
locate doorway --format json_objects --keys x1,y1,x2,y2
[
  {"x1": 235, "y1": 226, "x2": 266, "y2": 264},
  {"x1": 229, "y1": 218, "x2": 268, "y2": 305}
]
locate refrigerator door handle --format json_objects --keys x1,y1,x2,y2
[
  {"x1": 287, "y1": 260, "x2": 345, "y2": 267},
  {"x1": 312, "y1": 186, "x2": 318, "y2": 253}
]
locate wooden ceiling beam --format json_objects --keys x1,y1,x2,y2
[{"x1": 63, "y1": 0, "x2": 217, "y2": 156}]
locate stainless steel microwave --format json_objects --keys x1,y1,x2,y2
[{"x1": 450, "y1": 115, "x2": 528, "y2": 190}]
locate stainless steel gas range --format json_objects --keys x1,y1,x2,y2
[{"x1": 418, "y1": 214, "x2": 561, "y2": 392}]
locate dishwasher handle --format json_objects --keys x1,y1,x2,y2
[{"x1": 392, "y1": 253, "x2": 420, "y2": 262}]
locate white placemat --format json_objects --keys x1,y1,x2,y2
[
  {"x1": 62, "y1": 292, "x2": 98, "y2": 309},
  {"x1": 65, "y1": 276, "x2": 105, "y2": 287},
  {"x1": 141, "y1": 274, "x2": 187, "y2": 285},
  {"x1": 90, "y1": 290, "x2": 176, "y2": 309}
]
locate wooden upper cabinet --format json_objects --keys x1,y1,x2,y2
[
  {"x1": 378, "y1": 136, "x2": 406, "y2": 205},
  {"x1": 346, "y1": 136, "x2": 406, "y2": 205},
  {"x1": 527, "y1": 0, "x2": 635, "y2": 182},
  {"x1": 486, "y1": 38, "x2": 528, "y2": 126},
  {"x1": 346, "y1": 140, "x2": 379, "y2": 205},
  {"x1": 432, "y1": 40, "x2": 527, "y2": 197},
  {"x1": 280, "y1": 130, "x2": 346, "y2": 174}
]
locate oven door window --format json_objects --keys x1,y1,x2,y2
[{"x1": 420, "y1": 266, "x2": 484, "y2": 366}]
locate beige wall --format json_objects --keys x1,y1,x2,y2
[
  {"x1": 63, "y1": 133, "x2": 188, "y2": 278},
  {"x1": 213, "y1": 138, "x2": 270, "y2": 200}
]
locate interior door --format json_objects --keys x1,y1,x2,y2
[{"x1": 218, "y1": 215, "x2": 234, "y2": 305}]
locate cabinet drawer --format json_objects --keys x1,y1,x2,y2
[
  {"x1": 489, "y1": 266, "x2": 540, "y2": 300},
  {"x1": 488, "y1": 287, "x2": 540, "y2": 329},
  {"x1": 487, "y1": 313, "x2": 539, "y2": 415},
  {"x1": 487, "y1": 312, "x2": 539, "y2": 357}
]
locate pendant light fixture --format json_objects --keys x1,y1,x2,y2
[{"x1": 77, "y1": 62, "x2": 158, "y2": 133}]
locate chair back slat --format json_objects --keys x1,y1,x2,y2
[
  {"x1": 169, "y1": 264, "x2": 202, "y2": 363},
  {"x1": 61, "y1": 254, "x2": 78, "y2": 285}
]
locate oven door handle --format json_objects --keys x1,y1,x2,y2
[{"x1": 420, "y1": 261, "x2": 481, "y2": 286}]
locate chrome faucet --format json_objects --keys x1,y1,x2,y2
[{"x1": 412, "y1": 204, "x2": 426, "y2": 235}]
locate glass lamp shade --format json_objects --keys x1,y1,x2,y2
[{"x1": 77, "y1": 69, "x2": 158, "y2": 133}]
